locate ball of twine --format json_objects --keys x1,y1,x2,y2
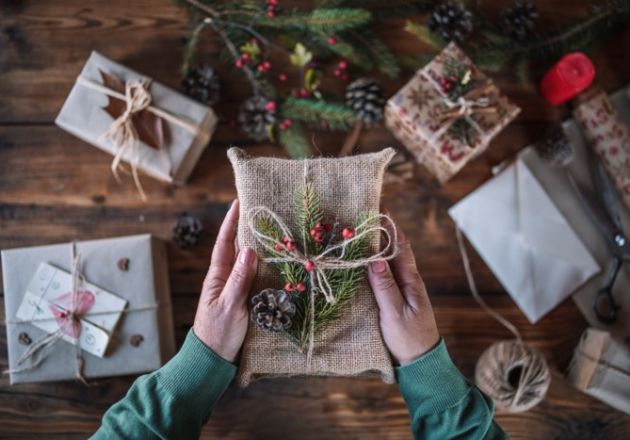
[{"x1": 475, "y1": 340, "x2": 551, "y2": 413}]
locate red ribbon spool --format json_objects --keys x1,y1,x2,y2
[{"x1": 540, "y1": 52, "x2": 595, "y2": 105}]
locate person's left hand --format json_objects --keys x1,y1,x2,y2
[{"x1": 193, "y1": 200, "x2": 258, "y2": 363}]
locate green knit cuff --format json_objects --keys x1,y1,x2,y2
[
  {"x1": 156, "y1": 329, "x2": 236, "y2": 408},
  {"x1": 396, "y1": 339, "x2": 472, "y2": 414}
]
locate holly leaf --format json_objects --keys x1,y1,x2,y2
[
  {"x1": 100, "y1": 70, "x2": 164, "y2": 150},
  {"x1": 290, "y1": 43, "x2": 313, "y2": 67}
]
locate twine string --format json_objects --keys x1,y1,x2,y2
[{"x1": 455, "y1": 226, "x2": 550, "y2": 412}]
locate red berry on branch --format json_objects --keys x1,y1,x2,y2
[
  {"x1": 279, "y1": 123, "x2": 287, "y2": 130},
  {"x1": 274, "y1": 242, "x2": 284, "y2": 252},
  {"x1": 285, "y1": 240, "x2": 296, "y2": 252},
  {"x1": 284, "y1": 282, "x2": 294, "y2": 292},
  {"x1": 296, "y1": 283, "x2": 306, "y2": 292},
  {"x1": 235, "y1": 59, "x2": 244, "y2": 68},
  {"x1": 299, "y1": 88, "x2": 310, "y2": 98},
  {"x1": 263, "y1": 61, "x2": 271, "y2": 69},
  {"x1": 334, "y1": 69, "x2": 342, "y2": 77},
  {"x1": 264, "y1": 100, "x2": 277, "y2": 111},
  {"x1": 267, "y1": 10, "x2": 275, "y2": 17},
  {"x1": 283, "y1": 118, "x2": 292, "y2": 127},
  {"x1": 282, "y1": 236, "x2": 290, "y2": 243},
  {"x1": 241, "y1": 53, "x2": 250, "y2": 62},
  {"x1": 327, "y1": 36, "x2": 337, "y2": 45},
  {"x1": 257, "y1": 64, "x2": 266, "y2": 72},
  {"x1": 267, "y1": 0, "x2": 278, "y2": 5},
  {"x1": 278, "y1": 73, "x2": 287, "y2": 81},
  {"x1": 323, "y1": 223, "x2": 332, "y2": 232},
  {"x1": 342, "y1": 227, "x2": 355, "y2": 239},
  {"x1": 304, "y1": 261, "x2": 315, "y2": 272},
  {"x1": 338, "y1": 60, "x2": 348, "y2": 70}
]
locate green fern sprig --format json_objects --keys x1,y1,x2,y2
[{"x1": 282, "y1": 97, "x2": 356, "y2": 131}]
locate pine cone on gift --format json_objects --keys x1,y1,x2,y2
[
  {"x1": 181, "y1": 65, "x2": 221, "y2": 106},
  {"x1": 238, "y1": 96, "x2": 276, "y2": 142},
  {"x1": 345, "y1": 78, "x2": 386, "y2": 126},
  {"x1": 500, "y1": 1, "x2": 539, "y2": 40},
  {"x1": 172, "y1": 213, "x2": 203, "y2": 249},
  {"x1": 428, "y1": 1, "x2": 474, "y2": 42},
  {"x1": 251, "y1": 289, "x2": 296, "y2": 332}
]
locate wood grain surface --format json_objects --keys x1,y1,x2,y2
[{"x1": 2, "y1": 1, "x2": 630, "y2": 439}]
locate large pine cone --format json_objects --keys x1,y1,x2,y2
[
  {"x1": 345, "y1": 78, "x2": 385, "y2": 126},
  {"x1": 251, "y1": 289, "x2": 296, "y2": 332},
  {"x1": 427, "y1": 1, "x2": 474, "y2": 42}
]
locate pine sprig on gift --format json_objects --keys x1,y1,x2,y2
[
  {"x1": 294, "y1": 182, "x2": 324, "y2": 253},
  {"x1": 282, "y1": 97, "x2": 356, "y2": 131}
]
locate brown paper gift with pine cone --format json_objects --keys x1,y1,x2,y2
[{"x1": 228, "y1": 147, "x2": 396, "y2": 386}]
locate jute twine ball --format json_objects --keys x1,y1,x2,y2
[{"x1": 475, "y1": 340, "x2": 551, "y2": 413}]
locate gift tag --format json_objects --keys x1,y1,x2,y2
[{"x1": 15, "y1": 263, "x2": 128, "y2": 357}]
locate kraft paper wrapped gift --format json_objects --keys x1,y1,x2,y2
[
  {"x1": 1, "y1": 234, "x2": 176, "y2": 384},
  {"x1": 568, "y1": 328, "x2": 630, "y2": 415},
  {"x1": 56, "y1": 51, "x2": 217, "y2": 186},
  {"x1": 385, "y1": 42, "x2": 520, "y2": 183}
]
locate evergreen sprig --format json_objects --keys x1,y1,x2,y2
[
  {"x1": 255, "y1": 185, "x2": 376, "y2": 351},
  {"x1": 277, "y1": 122, "x2": 311, "y2": 159},
  {"x1": 282, "y1": 97, "x2": 356, "y2": 131}
]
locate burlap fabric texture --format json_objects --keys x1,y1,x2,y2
[{"x1": 228, "y1": 147, "x2": 396, "y2": 386}]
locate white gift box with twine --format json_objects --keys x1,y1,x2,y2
[{"x1": 56, "y1": 51, "x2": 217, "y2": 199}]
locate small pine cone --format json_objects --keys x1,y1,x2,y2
[
  {"x1": 238, "y1": 96, "x2": 276, "y2": 142},
  {"x1": 345, "y1": 78, "x2": 386, "y2": 126},
  {"x1": 172, "y1": 213, "x2": 203, "y2": 249},
  {"x1": 500, "y1": 1, "x2": 539, "y2": 41},
  {"x1": 181, "y1": 65, "x2": 221, "y2": 106},
  {"x1": 428, "y1": 1, "x2": 474, "y2": 42},
  {"x1": 535, "y1": 125, "x2": 574, "y2": 167},
  {"x1": 251, "y1": 288, "x2": 296, "y2": 332}
]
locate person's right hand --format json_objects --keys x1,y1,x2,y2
[{"x1": 367, "y1": 223, "x2": 441, "y2": 366}]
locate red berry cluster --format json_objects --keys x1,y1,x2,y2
[
  {"x1": 274, "y1": 235, "x2": 296, "y2": 252},
  {"x1": 256, "y1": 60, "x2": 272, "y2": 73},
  {"x1": 327, "y1": 36, "x2": 337, "y2": 45},
  {"x1": 279, "y1": 118, "x2": 293, "y2": 131},
  {"x1": 310, "y1": 221, "x2": 332, "y2": 243},
  {"x1": 264, "y1": 100, "x2": 276, "y2": 112},
  {"x1": 234, "y1": 53, "x2": 250, "y2": 69},
  {"x1": 266, "y1": 0, "x2": 278, "y2": 17},
  {"x1": 284, "y1": 281, "x2": 306, "y2": 292},
  {"x1": 290, "y1": 87, "x2": 311, "y2": 99},
  {"x1": 438, "y1": 74, "x2": 459, "y2": 93},
  {"x1": 334, "y1": 59, "x2": 349, "y2": 81},
  {"x1": 341, "y1": 227, "x2": 355, "y2": 240}
]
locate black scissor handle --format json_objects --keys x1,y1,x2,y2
[{"x1": 592, "y1": 287, "x2": 620, "y2": 324}]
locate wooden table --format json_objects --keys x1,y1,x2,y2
[{"x1": 2, "y1": 1, "x2": 630, "y2": 438}]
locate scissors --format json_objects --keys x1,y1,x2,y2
[{"x1": 568, "y1": 154, "x2": 630, "y2": 324}]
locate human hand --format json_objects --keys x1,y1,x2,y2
[
  {"x1": 193, "y1": 200, "x2": 258, "y2": 363},
  {"x1": 367, "y1": 223, "x2": 440, "y2": 366}
]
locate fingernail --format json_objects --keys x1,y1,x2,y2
[
  {"x1": 371, "y1": 260, "x2": 386, "y2": 273},
  {"x1": 239, "y1": 247, "x2": 255, "y2": 265}
]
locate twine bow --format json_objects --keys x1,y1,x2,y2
[
  {"x1": 421, "y1": 70, "x2": 498, "y2": 146},
  {"x1": 76, "y1": 73, "x2": 211, "y2": 201},
  {"x1": 248, "y1": 207, "x2": 399, "y2": 305},
  {"x1": 5, "y1": 243, "x2": 92, "y2": 383}
]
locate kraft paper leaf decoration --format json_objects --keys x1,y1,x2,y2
[{"x1": 99, "y1": 70, "x2": 165, "y2": 150}]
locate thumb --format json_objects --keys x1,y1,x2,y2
[
  {"x1": 221, "y1": 247, "x2": 258, "y2": 306},
  {"x1": 368, "y1": 260, "x2": 405, "y2": 316}
]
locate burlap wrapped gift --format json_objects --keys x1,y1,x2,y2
[{"x1": 228, "y1": 147, "x2": 396, "y2": 386}]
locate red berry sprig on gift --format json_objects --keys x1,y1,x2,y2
[
  {"x1": 334, "y1": 59, "x2": 349, "y2": 81},
  {"x1": 310, "y1": 221, "x2": 332, "y2": 244},
  {"x1": 274, "y1": 235, "x2": 297, "y2": 252},
  {"x1": 342, "y1": 227, "x2": 355, "y2": 240},
  {"x1": 284, "y1": 281, "x2": 306, "y2": 293}
]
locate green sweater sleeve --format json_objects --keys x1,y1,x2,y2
[
  {"x1": 91, "y1": 329, "x2": 236, "y2": 440},
  {"x1": 397, "y1": 339, "x2": 509, "y2": 440}
]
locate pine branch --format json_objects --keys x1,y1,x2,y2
[
  {"x1": 404, "y1": 21, "x2": 445, "y2": 50},
  {"x1": 293, "y1": 182, "x2": 324, "y2": 254},
  {"x1": 311, "y1": 33, "x2": 374, "y2": 68},
  {"x1": 351, "y1": 32, "x2": 401, "y2": 78},
  {"x1": 252, "y1": 8, "x2": 372, "y2": 34},
  {"x1": 282, "y1": 97, "x2": 356, "y2": 131},
  {"x1": 277, "y1": 122, "x2": 312, "y2": 158},
  {"x1": 182, "y1": 20, "x2": 208, "y2": 75}
]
